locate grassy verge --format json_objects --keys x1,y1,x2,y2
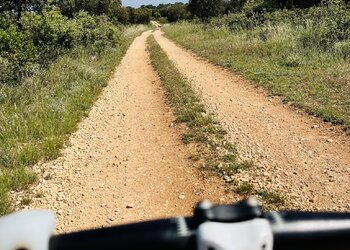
[
  {"x1": 0, "y1": 25, "x2": 148, "y2": 215},
  {"x1": 163, "y1": 22, "x2": 350, "y2": 130},
  {"x1": 147, "y1": 34, "x2": 284, "y2": 208}
]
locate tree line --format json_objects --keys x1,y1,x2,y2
[
  {"x1": 0, "y1": 0, "x2": 189, "y2": 25},
  {"x1": 189, "y1": 0, "x2": 350, "y2": 20}
]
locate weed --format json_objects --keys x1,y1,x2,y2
[
  {"x1": 235, "y1": 182, "x2": 254, "y2": 195},
  {"x1": 20, "y1": 195, "x2": 32, "y2": 206},
  {"x1": 189, "y1": 154, "x2": 201, "y2": 161},
  {"x1": 238, "y1": 160, "x2": 255, "y2": 170},
  {"x1": 257, "y1": 190, "x2": 285, "y2": 205},
  {"x1": 34, "y1": 191, "x2": 44, "y2": 198}
]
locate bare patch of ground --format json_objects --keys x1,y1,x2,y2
[
  {"x1": 24, "y1": 31, "x2": 234, "y2": 233},
  {"x1": 153, "y1": 30, "x2": 350, "y2": 211}
]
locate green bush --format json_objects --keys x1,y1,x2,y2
[
  {"x1": 0, "y1": 8, "x2": 123, "y2": 85},
  {"x1": 209, "y1": 0, "x2": 349, "y2": 52},
  {"x1": 334, "y1": 40, "x2": 350, "y2": 60},
  {"x1": 0, "y1": 25, "x2": 37, "y2": 65}
]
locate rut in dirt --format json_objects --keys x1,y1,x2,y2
[
  {"x1": 27, "y1": 31, "x2": 234, "y2": 233},
  {"x1": 153, "y1": 30, "x2": 350, "y2": 211}
]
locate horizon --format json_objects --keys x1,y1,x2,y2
[{"x1": 122, "y1": 0, "x2": 188, "y2": 7}]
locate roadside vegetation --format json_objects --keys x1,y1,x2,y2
[
  {"x1": 148, "y1": 35, "x2": 284, "y2": 208},
  {"x1": 0, "y1": 0, "x2": 148, "y2": 215},
  {"x1": 164, "y1": 0, "x2": 350, "y2": 129}
]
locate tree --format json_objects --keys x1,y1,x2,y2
[
  {"x1": 54, "y1": 0, "x2": 122, "y2": 17},
  {"x1": 128, "y1": 7, "x2": 152, "y2": 24},
  {"x1": 262, "y1": 0, "x2": 323, "y2": 10},
  {"x1": 109, "y1": 6, "x2": 129, "y2": 24},
  {"x1": 188, "y1": 0, "x2": 225, "y2": 20},
  {"x1": 165, "y1": 4, "x2": 188, "y2": 22},
  {"x1": 0, "y1": 0, "x2": 47, "y2": 23},
  {"x1": 225, "y1": 0, "x2": 247, "y2": 12}
]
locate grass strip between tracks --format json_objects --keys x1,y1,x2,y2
[
  {"x1": 0, "y1": 25, "x2": 149, "y2": 215},
  {"x1": 147, "y1": 34, "x2": 285, "y2": 209}
]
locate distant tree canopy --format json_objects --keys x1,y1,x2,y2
[
  {"x1": 124, "y1": 2, "x2": 190, "y2": 24},
  {"x1": 0, "y1": 0, "x2": 124, "y2": 20},
  {"x1": 157, "y1": 3, "x2": 189, "y2": 22},
  {"x1": 128, "y1": 7, "x2": 152, "y2": 24},
  {"x1": 0, "y1": 0, "x2": 47, "y2": 21},
  {"x1": 224, "y1": 0, "x2": 349, "y2": 13},
  {"x1": 188, "y1": 0, "x2": 225, "y2": 20},
  {"x1": 1, "y1": 0, "x2": 347, "y2": 27},
  {"x1": 53, "y1": 0, "x2": 122, "y2": 17}
]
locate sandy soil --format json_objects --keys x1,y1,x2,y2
[
  {"x1": 153, "y1": 30, "x2": 350, "y2": 211},
  {"x1": 26, "y1": 31, "x2": 234, "y2": 233}
]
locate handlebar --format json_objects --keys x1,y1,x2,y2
[
  {"x1": 269, "y1": 211, "x2": 350, "y2": 250},
  {"x1": 50, "y1": 218, "x2": 196, "y2": 250},
  {"x1": 48, "y1": 199, "x2": 350, "y2": 250},
  {"x1": 1, "y1": 198, "x2": 349, "y2": 250}
]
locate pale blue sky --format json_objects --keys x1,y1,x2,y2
[{"x1": 122, "y1": 0, "x2": 188, "y2": 7}]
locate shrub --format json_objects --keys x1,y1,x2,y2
[
  {"x1": 334, "y1": 40, "x2": 350, "y2": 60},
  {"x1": 0, "y1": 25, "x2": 37, "y2": 65},
  {"x1": 0, "y1": 8, "x2": 123, "y2": 85}
]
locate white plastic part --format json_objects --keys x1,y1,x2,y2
[
  {"x1": 197, "y1": 219, "x2": 273, "y2": 250},
  {"x1": 0, "y1": 210, "x2": 55, "y2": 250}
]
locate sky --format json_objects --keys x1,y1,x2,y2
[{"x1": 122, "y1": 0, "x2": 188, "y2": 7}]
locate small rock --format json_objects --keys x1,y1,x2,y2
[
  {"x1": 126, "y1": 204, "x2": 134, "y2": 208},
  {"x1": 311, "y1": 125, "x2": 319, "y2": 129},
  {"x1": 178, "y1": 194, "x2": 186, "y2": 200},
  {"x1": 326, "y1": 138, "x2": 334, "y2": 143},
  {"x1": 224, "y1": 175, "x2": 231, "y2": 182}
]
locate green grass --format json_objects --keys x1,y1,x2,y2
[
  {"x1": 0, "y1": 25, "x2": 148, "y2": 215},
  {"x1": 163, "y1": 22, "x2": 350, "y2": 129}
]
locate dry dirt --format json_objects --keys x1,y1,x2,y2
[
  {"x1": 153, "y1": 30, "x2": 350, "y2": 211},
  {"x1": 25, "y1": 31, "x2": 235, "y2": 233}
]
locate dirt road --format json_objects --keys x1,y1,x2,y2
[
  {"x1": 153, "y1": 30, "x2": 350, "y2": 211},
  {"x1": 26, "y1": 29, "x2": 350, "y2": 233},
  {"x1": 27, "y1": 31, "x2": 234, "y2": 232}
]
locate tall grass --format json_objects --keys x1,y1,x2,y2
[
  {"x1": 163, "y1": 2, "x2": 350, "y2": 128},
  {"x1": 0, "y1": 25, "x2": 148, "y2": 215}
]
